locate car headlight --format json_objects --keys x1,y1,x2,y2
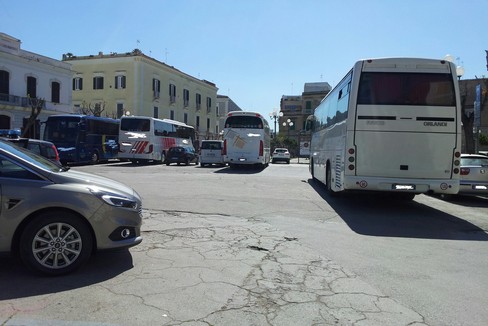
[{"x1": 89, "y1": 187, "x2": 138, "y2": 209}]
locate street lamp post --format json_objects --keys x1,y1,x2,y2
[
  {"x1": 283, "y1": 119, "x2": 294, "y2": 137},
  {"x1": 269, "y1": 109, "x2": 283, "y2": 138}
]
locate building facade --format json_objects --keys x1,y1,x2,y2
[
  {"x1": 459, "y1": 78, "x2": 488, "y2": 153},
  {"x1": 279, "y1": 82, "x2": 331, "y2": 146},
  {"x1": 0, "y1": 33, "x2": 73, "y2": 138},
  {"x1": 216, "y1": 95, "x2": 242, "y2": 135},
  {"x1": 64, "y1": 50, "x2": 219, "y2": 140}
]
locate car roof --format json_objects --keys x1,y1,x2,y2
[{"x1": 461, "y1": 154, "x2": 488, "y2": 159}]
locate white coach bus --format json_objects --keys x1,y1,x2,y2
[
  {"x1": 309, "y1": 57, "x2": 462, "y2": 199},
  {"x1": 119, "y1": 116, "x2": 195, "y2": 164},
  {"x1": 223, "y1": 111, "x2": 271, "y2": 168}
]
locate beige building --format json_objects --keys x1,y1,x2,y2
[
  {"x1": 63, "y1": 49, "x2": 219, "y2": 140},
  {"x1": 279, "y1": 82, "x2": 331, "y2": 142}
]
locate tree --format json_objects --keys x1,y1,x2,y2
[
  {"x1": 21, "y1": 96, "x2": 45, "y2": 138},
  {"x1": 78, "y1": 100, "x2": 106, "y2": 117}
]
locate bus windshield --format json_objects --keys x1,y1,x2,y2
[
  {"x1": 357, "y1": 72, "x2": 456, "y2": 106},
  {"x1": 44, "y1": 117, "x2": 81, "y2": 143},
  {"x1": 225, "y1": 116, "x2": 263, "y2": 129}
]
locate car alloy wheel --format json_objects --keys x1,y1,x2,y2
[{"x1": 20, "y1": 211, "x2": 93, "y2": 275}]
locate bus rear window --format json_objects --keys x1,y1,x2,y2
[
  {"x1": 357, "y1": 72, "x2": 456, "y2": 106},
  {"x1": 121, "y1": 118, "x2": 150, "y2": 131},
  {"x1": 225, "y1": 116, "x2": 263, "y2": 129}
]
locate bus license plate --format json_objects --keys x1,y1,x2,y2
[
  {"x1": 473, "y1": 185, "x2": 487, "y2": 190},
  {"x1": 392, "y1": 184, "x2": 416, "y2": 190}
]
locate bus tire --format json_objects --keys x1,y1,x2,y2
[
  {"x1": 326, "y1": 165, "x2": 337, "y2": 197},
  {"x1": 310, "y1": 159, "x2": 317, "y2": 181},
  {"x1": 91, "y1": 151, "x2": 99, "y2": 164}
]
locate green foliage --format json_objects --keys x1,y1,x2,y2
[
  {"x1": 479, "y1": 133, "x2": 488, "y2": 146},
  {"x1": 271, "y1": 135, "x2": 298, "y2": 157}
]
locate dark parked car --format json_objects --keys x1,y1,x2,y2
[
  {"x1": 0, "y1": 139, "x2": 142, "y2": 275},
  {"x1": 165, "y1": 146, "x2": 199, "y2": 166},
  {"x1": 5, "y1": 138, "x2": 61, "y2": 166}
]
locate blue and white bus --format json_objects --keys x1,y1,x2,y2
[
  {"x1": 309, "y1": 58, "x2": 462, "y2": 199},
  {"x1": 44, "y1": 115, "x2": 120, "y2": 164}
]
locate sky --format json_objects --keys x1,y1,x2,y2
[{"x1": 1, "y1": 0, "x2": 487, "y2": 127}]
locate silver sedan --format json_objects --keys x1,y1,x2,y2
[
  {"x1": 459, "y1": 154, "x2": 488, "y2": 196},
  {"x1": 0, "y1": 140, "x2": 142, "y2": 275}
]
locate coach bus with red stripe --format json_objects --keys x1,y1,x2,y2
[{"x1": 118, "y1": 116, "x2": 195, "y2": 164}]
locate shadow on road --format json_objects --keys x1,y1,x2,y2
[
  {"x1": 0, "y1": 250, "x2": 134, "y2": 300},
  {"x1": 308, "y1": 178, "x2": 488, "y2": 241}
]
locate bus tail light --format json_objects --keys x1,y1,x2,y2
[
  {"x1": 460, "y1": 168, "x2": 470, "y2": 175},
  {"x1": 259, "y1": 140, "x2": 263, "y2": 156},
  {"x1": 146, "y1": 144, "x2": 153, "y2": 154},
  {"x1": 222, "y1": 140, "x2": 227, "y2": 155}
]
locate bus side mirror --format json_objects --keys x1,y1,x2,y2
[{"x1": 305, "y1": 115, "x2": 314, "y2": 131}]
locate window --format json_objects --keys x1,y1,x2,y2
[
  {"x1": 196, "y1": 93, "x2": 201, "y2": 110},
  {"x1": 93, "y1": 76, "x2": 104, "y2": 90},
  {"x1": 170, "y1": 110, "x2": 175, "y2": 120},
  {"x1": 206, "y1": 97, "x2": 212, "y2": 112},
  {"x1": 153, "y1": 78, "x2": 160, "y2": 98},
  {"x1": 207, "y1": 118, "x2": 210, "y2": 131},
  {"x1": 0, "y1": 156, "x2": 42, "y2": 180},
  {"x1": 0, "y1": 70, "x2": 10, "y2": 96},
  {"x1": 196, "y1": 116, "x2": 200, "y2": 129},
  {"x1": 169, "y1": 84, "x2": 176, "y2": 103},
  {"x1": 357, "y1": 72, "x2": 455, "y2": 106},
  {"x1": 51, "y1": 82, "x2": 60, "y2": 103},
  {"x1": 184, "y1": 113, "x2": 188, "y2": 124},
  {"x1": 153, "y1": 107, "x2": 159, "y2": 118},
  {"x1": 183, "y1": 89, "x2": 190, "y2": 107},
  {"x1": 72, "y1": 77, "x2": 83, "y2": 91},
  {"x1": 117, "y1": 103, "x2": 124, "y2": 118},
  {"x1": 115, "y1": 75, "x2": 126, "y2": 89},
  {"x1": 27, "y1": 76, "x2": 37, "y2": 98}
]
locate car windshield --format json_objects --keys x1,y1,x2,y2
[
  {"x1": 201, "y1": 142, "x2": 222, "y2": 150},
  {"x1": 1, "y1": 140, "x2": 62, "y2": 172}
]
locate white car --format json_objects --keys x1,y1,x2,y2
[
  {"x1": 199, "y1": 140, "x2": 225, "y2": 167},
  {"x1": 458, "y1": 154, "x2": 488, "y2": 196},
  {"x1": 272, "y1": 148, "x2": 290, "y2": 164}
]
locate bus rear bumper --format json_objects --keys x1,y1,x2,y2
[{"x1": 344, "y1": 176, "x2": 460, "y2": 194}]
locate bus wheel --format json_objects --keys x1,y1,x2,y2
[
  {"x1": 326, "y1": 166, "x2": 337, "y2": 197},
  {"x1": 91, "y1": 151, "x2": 99, "y2": 164}
]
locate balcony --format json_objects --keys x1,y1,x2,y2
[
  {"x1": 0, "y1": 93, "x2": 31, "y2": 107},
  {"x1": 0, "y1": 93, "x2": 72, "y2": 113}
]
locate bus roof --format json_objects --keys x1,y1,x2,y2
[
  {"x1": 46, "y1": 114, "x2": 119, "y2": 122},
  {"x1": 121, "y1": 116, "x2": 194, "y2": 129},
  {"x1": 227, "y1": 111, "x2": 264, "y2": 118}
]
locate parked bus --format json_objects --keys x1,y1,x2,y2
[
  {"x1": 118, "y1": 116, "x2": 195, "y2": 164},
  {"x1": 222, "y1": 111, "x2": 271, "y2": 168},
  {"x1": 44, "y1": 115, "x2": 120, "y2": 165},
  {"x1": 309, "y1": 57, "x2": 462, "y2": 199}
]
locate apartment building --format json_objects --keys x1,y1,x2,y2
[
  {"x1": 216, "y1": 95, "x2": 242, "y2": 134},
  {"x1": 64, "y1": 49, "x2": 219, "y2": 139},
  {"x1": 279, "y1": 82, "x2": 331, "y2": 141},
  {"x1": 0, "y1": 33, "x2": 73, "y2": 138}
]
